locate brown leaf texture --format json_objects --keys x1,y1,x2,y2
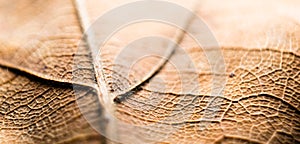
[
  {"x1": 0, "y1": 0, "x2": 103, "y2": 143},
  {"x1": 0, "y1": 0, "x2": 299, "y2": 144},
  {"x1": 0, "y1": 67, "x2": 105, "y2": 143}
]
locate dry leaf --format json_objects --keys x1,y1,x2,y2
[{"x1": 0, "y1": 0, "x2": 299, "y2": 144}]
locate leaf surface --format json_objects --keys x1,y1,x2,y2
[{"x1": 0, "y1": 0, "x2": 299, "y2": 144}]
